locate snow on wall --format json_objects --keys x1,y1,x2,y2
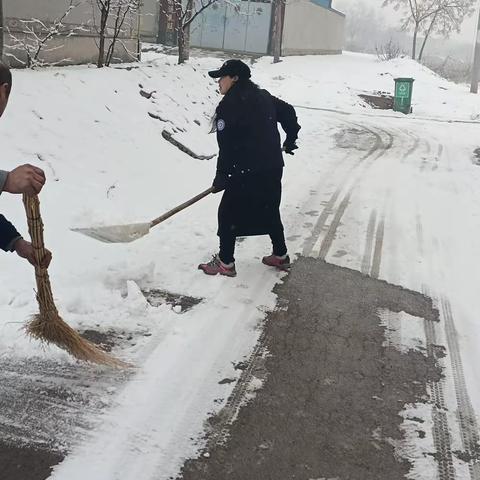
[{"x1": 2, "y1": 0, "x2": 140, "y2": 67}]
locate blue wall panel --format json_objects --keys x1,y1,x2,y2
[
  {"x1": 310, "y1": 0, "x2": 331, "y2": 8},
  {"x1": 190, "y1": 0, "x2": 272, "y2": 54}
]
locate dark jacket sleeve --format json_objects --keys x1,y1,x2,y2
[
  {"x1": 273, "y1": 97, "x2": 301, "y2": 142},
  {"x1": 0, "y1": 214, "x2": 21, "y2": 252}
]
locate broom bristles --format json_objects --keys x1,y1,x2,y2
[{"x1": 26, "y1": 313, "x2": 128, "y2": 368}]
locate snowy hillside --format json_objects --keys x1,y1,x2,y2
[{"x1": 1, "y1": 49, "x2": 480, "y2": 480}]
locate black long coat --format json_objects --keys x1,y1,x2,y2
[{"x1": 215, "y1": 83, "x2": 300, "y2": 237}]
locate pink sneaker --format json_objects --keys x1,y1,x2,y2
[
  {"x1": 198, "y1": 254, "x2": 237, "y2": 277},
  {"x1": 262, "y1": 254, "x2": 291, "y2": 270}
]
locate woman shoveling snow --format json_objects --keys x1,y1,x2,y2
[{"x1": 199, "y1": 59, "x2": 301, "y2": 278}]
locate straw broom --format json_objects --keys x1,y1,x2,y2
[{"x1": 23, "y1": 194, "x2": 126, "y2": 367}]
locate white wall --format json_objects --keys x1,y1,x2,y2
[
  {"x1": 282, "y1": 0, "x2": 345, "y2": 55},
  {"x1": 3, "y1": 0, "x2": 140, "y2": 67}
]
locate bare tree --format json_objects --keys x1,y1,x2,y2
[
  {"x1": 93, "y1": 0, "x2": 140, "y2": 68},
  {"x1": 5, "y1": 1, "x2": 83, "y2": 68},
  {"x1": 383, "y1": 0, "x2": 475, "y2": 60},
  {"x1": 163, "y1": 0, "x2": 221, "y2": 64},
  {"x1": 418, "y1": 1, "x2": 475, "y2": 60},
  {"x1": 383, "y1": 0, "x2": 438, "y2": 59}
]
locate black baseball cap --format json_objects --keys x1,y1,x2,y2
[{"x1": 208, "y1": 59, "x2": 251, "y2": 79}]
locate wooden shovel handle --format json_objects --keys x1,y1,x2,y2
[{"x1": 150, "y1": 187, "x2": 215, "y2": 228}]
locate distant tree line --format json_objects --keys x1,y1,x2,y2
[{"x1": 382, "y1": 0, "x2": 475, "y2": 61}]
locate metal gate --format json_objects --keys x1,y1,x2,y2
[{"x1": 190, "y1": 0, "x2": 273, "y2": 55}]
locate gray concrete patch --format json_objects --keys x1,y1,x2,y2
[{"x1": 179, "y1": 257, "x2": 442, "y2": 480}]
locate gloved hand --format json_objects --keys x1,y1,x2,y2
[
  {"x1": 283, "y1": 139, "x2": 298, "y2": 155},
  {"x1": 212, "y1": 172, "x2": 228, "y2": 193}
]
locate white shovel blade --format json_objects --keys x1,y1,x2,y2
[{"x1": 71, "y1": 222, "x2": 151, "y2": 244}]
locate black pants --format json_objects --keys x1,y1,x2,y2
[
  {"x1": 219, "y1": 228, "x2": 287, "y2": 264},
  {"x1": 217, "y1": 168, "x2": 287, "y2": 264}
]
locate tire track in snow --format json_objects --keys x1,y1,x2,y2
[
  {"x1": 416, "y1": 213, "x2": 424, "y2": 257},
  {"x1": 303, "y1": 124, "x2": 393, "y2": 258},
  {"x1": 302, "y1": 121, "x2": 384, "y2": 257},
  {"x1": 422, "y1": 284, "x2": 457, "y2": 480},
  {"x1": 419, "y1": 204, "x2": 480, "y2": 479},
  {"x1": 205, "y1": 330, "x2": 268, "y2": 449},
  {"x1": 358, "y1": 126, "x2": 422, "y2": 280},
  {"x1": 418, "y1": 210, "x2": 457, "y2": 480},
  {"x1": 311, "y1": 126, "x2": 393, "y2": 260},
  {"x1": 361, "y1": 210, "x2": 377, "y2": 275},
  {"x1": 422, "y1": 138, "x2": 432, "y2": 155},
  {"x1": 400, "y1": 128, "x2": 425, "y2": 166},
  {"x1": 441, "y1": 297, "x2": 480, "y2": 480},
  {"x1": 420, "y1": 138, "x2": 437, "y2": 172},
  {"x1": 361, "y1": 193, "x2": 388, "y2": 279},
  {"x1": 317, "y1": 191, "x2": 352, "y2": 259},
  {"x1": 302, "y1": 186, "x2": 343, "y2": 257},
  {"x1": 431, "y1": 144, "x2": 443, "y2": 172},
  {"x1": 370, "y1": 214, "x2": 385, "y2": 279},
  {"x1": 409, "y1": 135, "x2": 445, "y2": 174},
  {"x1": 406, "y1": 133, "x2": 421, "y2": 157}
]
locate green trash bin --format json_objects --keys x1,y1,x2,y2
[{"x1": 393, "y1": 78, "x2": 414, "y2": 114}]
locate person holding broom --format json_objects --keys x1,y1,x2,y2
[
  {"x1": 198, "y1": 59, "x2": 300, "y2": 277},
  {"x1": 0, "y1": 62, "x2": 51, "y2": 268}
]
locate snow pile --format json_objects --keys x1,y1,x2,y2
[
  {"x1": 1, "y1": 48, "x2": 479, "y2": 479},
  {"x1": 252, "y1": 52, "x2": 480, "y2": 121}
]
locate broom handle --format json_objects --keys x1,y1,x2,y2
[
  {"x1": 23, "y1": 194, "x2": 57, "y2": 313},
  {"x1": 150, "y1": 187, "x2": 215, "y2": 228}
]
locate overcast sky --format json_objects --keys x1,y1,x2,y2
[{"x1": 334, "y1": 0, "x2": 479, "y2": 44}]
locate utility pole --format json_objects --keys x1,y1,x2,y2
[{"x1": 470, "y1": 0, "x2": 480, "y2": 93}]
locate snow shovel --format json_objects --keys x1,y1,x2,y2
[{"x1": 72, "y1": 186, "x2": 215, "y2": 244}]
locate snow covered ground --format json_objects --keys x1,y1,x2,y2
[{"x1": 1, "y1": 49, "x2": 480, "y2": 479}]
